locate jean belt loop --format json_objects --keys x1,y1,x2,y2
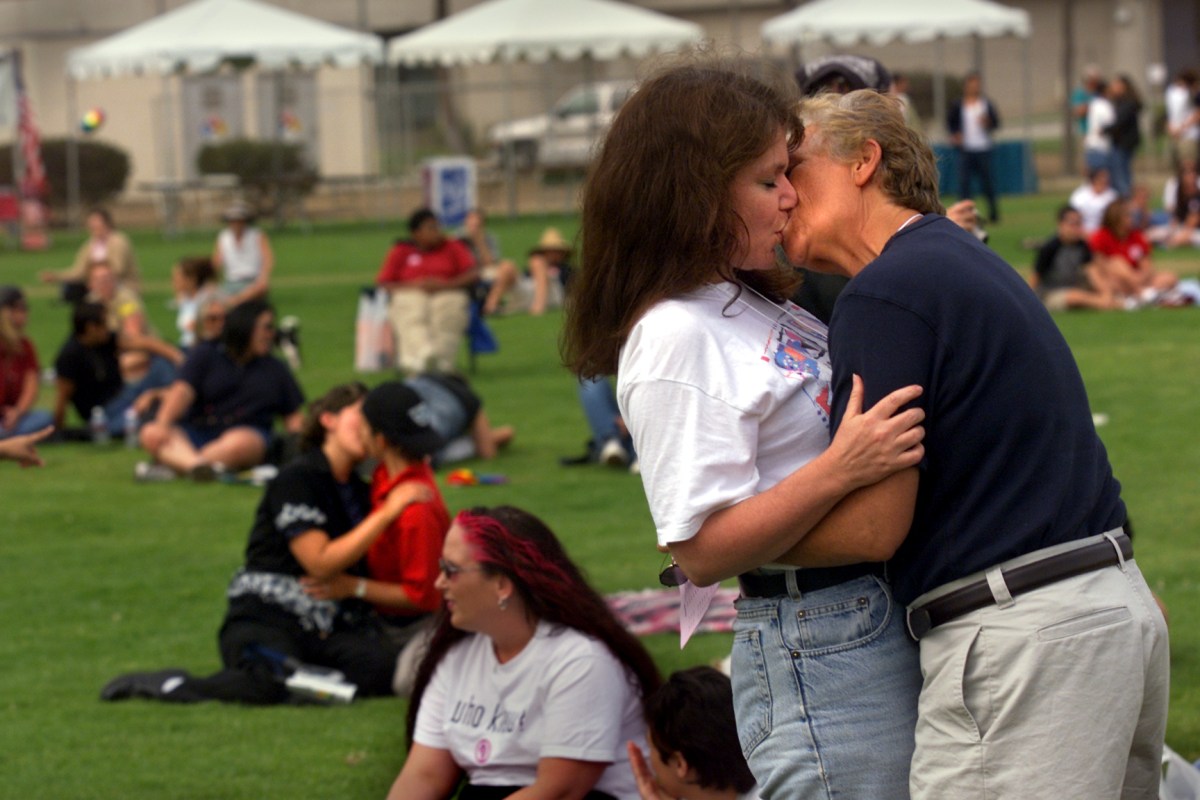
[
  {"x1": 1103, "y1": 532, "x2": 1128, "y2": 572},
  {"x1": 785, "y1": 570, "x2": 803, "y2": 600},
  {"x1": 985, "y1": 567, "x2": 1015, "y2": 609}
]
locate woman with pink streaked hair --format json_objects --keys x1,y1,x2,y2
[{"x1": 390, "y1": 506, "x2": 660, "y2": 800}]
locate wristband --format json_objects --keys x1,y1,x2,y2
[{"x1": 354, "y1": 579, "x2": 367, "y2": 599}]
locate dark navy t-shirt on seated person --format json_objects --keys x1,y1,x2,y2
[
  {"x1": 179, "y1": 341, "x2": 305, "y2": 433},
  {"x1": 827, "y1": 214, "x2": 1125, "y2": 606}
]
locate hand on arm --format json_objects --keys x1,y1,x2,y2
[
  {"x1": 289, "y1": 481, "x2": 433, "y2": 579},
  {"x1": 669, "y1": 377, "x2": 924, "y2": 586},
  {"x1": 386, "y1": 743, "x2": 461, "y2": 800}
]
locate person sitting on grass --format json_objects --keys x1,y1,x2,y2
[
  {"x1": 482, "y1": 227, "x2": 574, "y2": 316},
  {"x1": 85, "y1": 261, "x2": 183, "y2": 383},
  {"x1": 100, "y1": 383, "x2": 434, "y2": 705},
  {"x1": 38, "y1": 207, "x2": 140, "y2": 302},
  {"x1": 1030, "y1": 205, "x2": 1122, "y2": 311},
  {"x1": 0, "y1": 286, "x2": 54, "y2": 440},
  {"x1": 1069, "y1": 166, "x2": 1120, "y2": 235},
  {"x1": 136, "y1": 299, "x2": 304, "y2": 482},
  {"x1": 171, "y1": 256, "x2": 221, "y2": 350},
  {"x1": 404, "y1": 371, "x2": 514, "y2": 466},
  {"x1": 301, "y1": 380, "x2": 451, "y2": 698},
  {"x1": 52, "y1": 301, "x2": 176, "y2": 438},
  {"x1": 627, "y1": 666, "x2": 759, "y2": 800},
  {"x1": 1088, "y1": 198, "x2": 1180, "y2": 304},
  {"x1": 387, "y1": 505, "x2": 660, "y2": 800}
]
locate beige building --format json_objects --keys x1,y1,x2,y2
[{"x1": 0, "y1": 0, "x2": 1185, "y2": 211}]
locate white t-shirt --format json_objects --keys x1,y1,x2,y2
[
  {"x1": 617, "y1": 281, "x2": 832, "y2": 548},
  {"x1": 1165, "y1": 83, "x2": 1199, "y2": 142},
  {"x1": 961, "y1": 98, "x2": 992, "y2": 151},
  {"x1": 1084, "y1": 97, "x2": 1115, "y2": 153},
  {"x1": 414, "y1": 622, "x2": 644, "y2": 798},
  {"x1": 217, "y1": 227, "x2": 265, "y2": 284},
  {"x1": 1069, "y1": 183, "x2": 1119, "y2": 234}
]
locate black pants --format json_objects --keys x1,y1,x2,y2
[
  {"x1": 958, "y1": 148, "x2": 999, "y2": 222},
  {"x1": 167, "y1": 605, "x2": 400, "y2": 704}
]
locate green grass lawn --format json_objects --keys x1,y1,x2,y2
[{"x1": 1, "y1": 197, "x2": 1198, "y2": 798}]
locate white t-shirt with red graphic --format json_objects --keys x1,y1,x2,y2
[
  {"x1": 413, "y1": 621, "x2": 644, "y2": 798},
  {"x1": 618, "y1": 281, "x2": 832, "y2": 551}
]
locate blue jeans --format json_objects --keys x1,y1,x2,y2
[
  {"x1": 0, "y1": 408, "x2": 54, "y2": 438},
  {"x1": 731, "y1": 575, "x2": 920, "y2": 799},
  {"x1": 577, "y1": 378, "x2": 634, "y2": 460},
  {"x1": 1110, "y1": 148, "x2": 1134, "y2": 197},
  {"x1": 103, "y1": 355, "x2": 177, "y2": 435}
]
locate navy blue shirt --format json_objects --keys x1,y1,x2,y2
[
  {"x1": 179, "y1": 341, "x2": 304, "y2": 432},
  {"x1": 827, "y1": 215, "x2": 1125, "y2": 605}
]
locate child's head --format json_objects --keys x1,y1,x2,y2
[
  {"x1": 1056, "y1": 205, "x2": 1085, "y2": 243},
  {"x1": 172, "y1": 257, "x2": 216, "y2": 296},
  {"x1": 644, "y1": 666, "x2": 756, "y2": 796}
]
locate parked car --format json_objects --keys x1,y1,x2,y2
[{"x1": 488, "y1": 80, "x2": 635, "y2": 170}]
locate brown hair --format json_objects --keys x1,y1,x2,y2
[
  {"x1": 298, "y1": 382, "x2": 368, "y2": 451},
  {"x1": 562, "y1": 58, "x2": 804, "y2": 379},
  {"x1": 1101, "y1": 198, "x2": 1129, "y2": 234},
  {"x1": 796, "y1": 90, "x2": 944, "y2": 217}
]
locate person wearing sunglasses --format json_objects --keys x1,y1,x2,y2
[
  {"x1": 101, "y1": 382, "x2": 433, "y2": 704},
  {"x1": 136, "y1": 299, "x2": 304, "y2": 481},
  {"x1": 389, "y1": 505, "x2": 661, "y2": 800}
]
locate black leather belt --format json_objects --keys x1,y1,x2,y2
[
  {"x1": 739, "y1": 562, "x2": 884, "y2": 598},
  {"x1": 906, "y1": 533, "x2": 1133, "y2": 641}
]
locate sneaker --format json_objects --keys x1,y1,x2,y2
[
  {"x1": 629, "y1": 459, "x2": 640, "y2": 475},
  {"x1": 134, "y1": 461, "x2": 176, "y2": 483},
  {"x1": 189, "y1": 462, "x2": 225, "y2": 483},
  {"x1": 100, "y1": 668, "x2": 191, "y2": 701},
  {"x1": 598, "y1": 438, "x2": 629, "y2": 468}
]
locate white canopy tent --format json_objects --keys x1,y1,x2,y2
[
  {"x1": 762, "y1": 0, "x2": 1032, "y2": 151},
  {"x1": 64, "y1": 0, "x2": 383, "y2": 228},
  {"x1": 387, "y1": 0, "x2": 703, "y2": 214},
  {"x1": 387, "y1": 0, "x2": 702, "y2": 67}
]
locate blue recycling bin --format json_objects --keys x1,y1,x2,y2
[
  {"x1": 422, "y1": 157, "x2": 477, "y2": 228},
  {"x1": 934, "y1": 141, "x2": 1037, "y2": 198}
]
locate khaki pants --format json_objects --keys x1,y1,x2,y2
[
  {"x1": 910, "y1": 537, "x2": 1169, "y2": 799},
  {"x1": 387, "y1": 288, "x2": 469, "y2": 373}
]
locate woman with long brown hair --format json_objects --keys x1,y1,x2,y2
[{"x1": 563, "y1": 59, "x2": 925, "y2": 798}]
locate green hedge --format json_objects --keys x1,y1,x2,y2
[
  {"x1": 196, "y1": 138, "x2": 318, "y2": 218},
  {"x1": 0, "y1": 138, "x2": 130, "y2": 209}
]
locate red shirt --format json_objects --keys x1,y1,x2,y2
[
  {"x1": 1088, "y1": 228, "x2": 1151, "y2": 270},
  {"x1": 367, "y1": 461, "x2": 450, "y2": 618},
  {"x1": 376, "y1": 238, "x2": 475, "y2": 285},
  {"x1": 0, "y1": 338, "x2": 39, "y2": 409}
]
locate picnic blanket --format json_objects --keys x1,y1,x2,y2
[{"x1": 607, "y1": 587, "x2": 739, "y2": 636}]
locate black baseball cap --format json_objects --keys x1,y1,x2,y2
[
  {"x1": 361, "y1": 381, "x2": 445, "y2": 457},
  {"x1": 799, "y1": 55, "x2": 893, "y2": 97}
]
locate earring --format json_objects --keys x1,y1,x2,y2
[{"x1": 498, "y1": 596, "x2": 509, "y2": 611}]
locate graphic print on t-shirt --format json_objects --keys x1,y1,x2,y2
[{"x1": 759, "y1": 304, "x2": 832, "y2": 424}]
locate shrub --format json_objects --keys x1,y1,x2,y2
[
  {"x1": 196, "y1": 138, "x2": 318, "y2": 219},
  {"x1": 0, "y1": 138, "x2": 130, "y2": 209}
]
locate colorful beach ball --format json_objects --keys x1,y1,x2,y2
[{"x1": 80, "y1": 108, "x2": 105, "y2": 134}]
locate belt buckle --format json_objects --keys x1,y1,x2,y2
[{"x1": 906, "y1": 606, "x2": 931, "y2": 641}]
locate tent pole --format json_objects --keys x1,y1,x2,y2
[
  {"x1": 1021, "y1": 35, "x2": 1033, "y2": 193},
  {"x1": 933, "y1": 37, "x2": 946, "y2": 141},
  {"x1": 504, "y1": 57, "x2": 517, "y2": 218},
  {"x1": 160, "y1": 72, "x2": 180, "y2": 238},
  {"x1": 65, "y1": 74, "x2": 80, "y2": 229}
]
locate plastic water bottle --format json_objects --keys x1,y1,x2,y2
[
  {"x1": 89, "y1": 406, "x2": 110, "y2": 445},
  {"x1": 123, "y1": 407, "x2": 139, "y2": 449}
]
